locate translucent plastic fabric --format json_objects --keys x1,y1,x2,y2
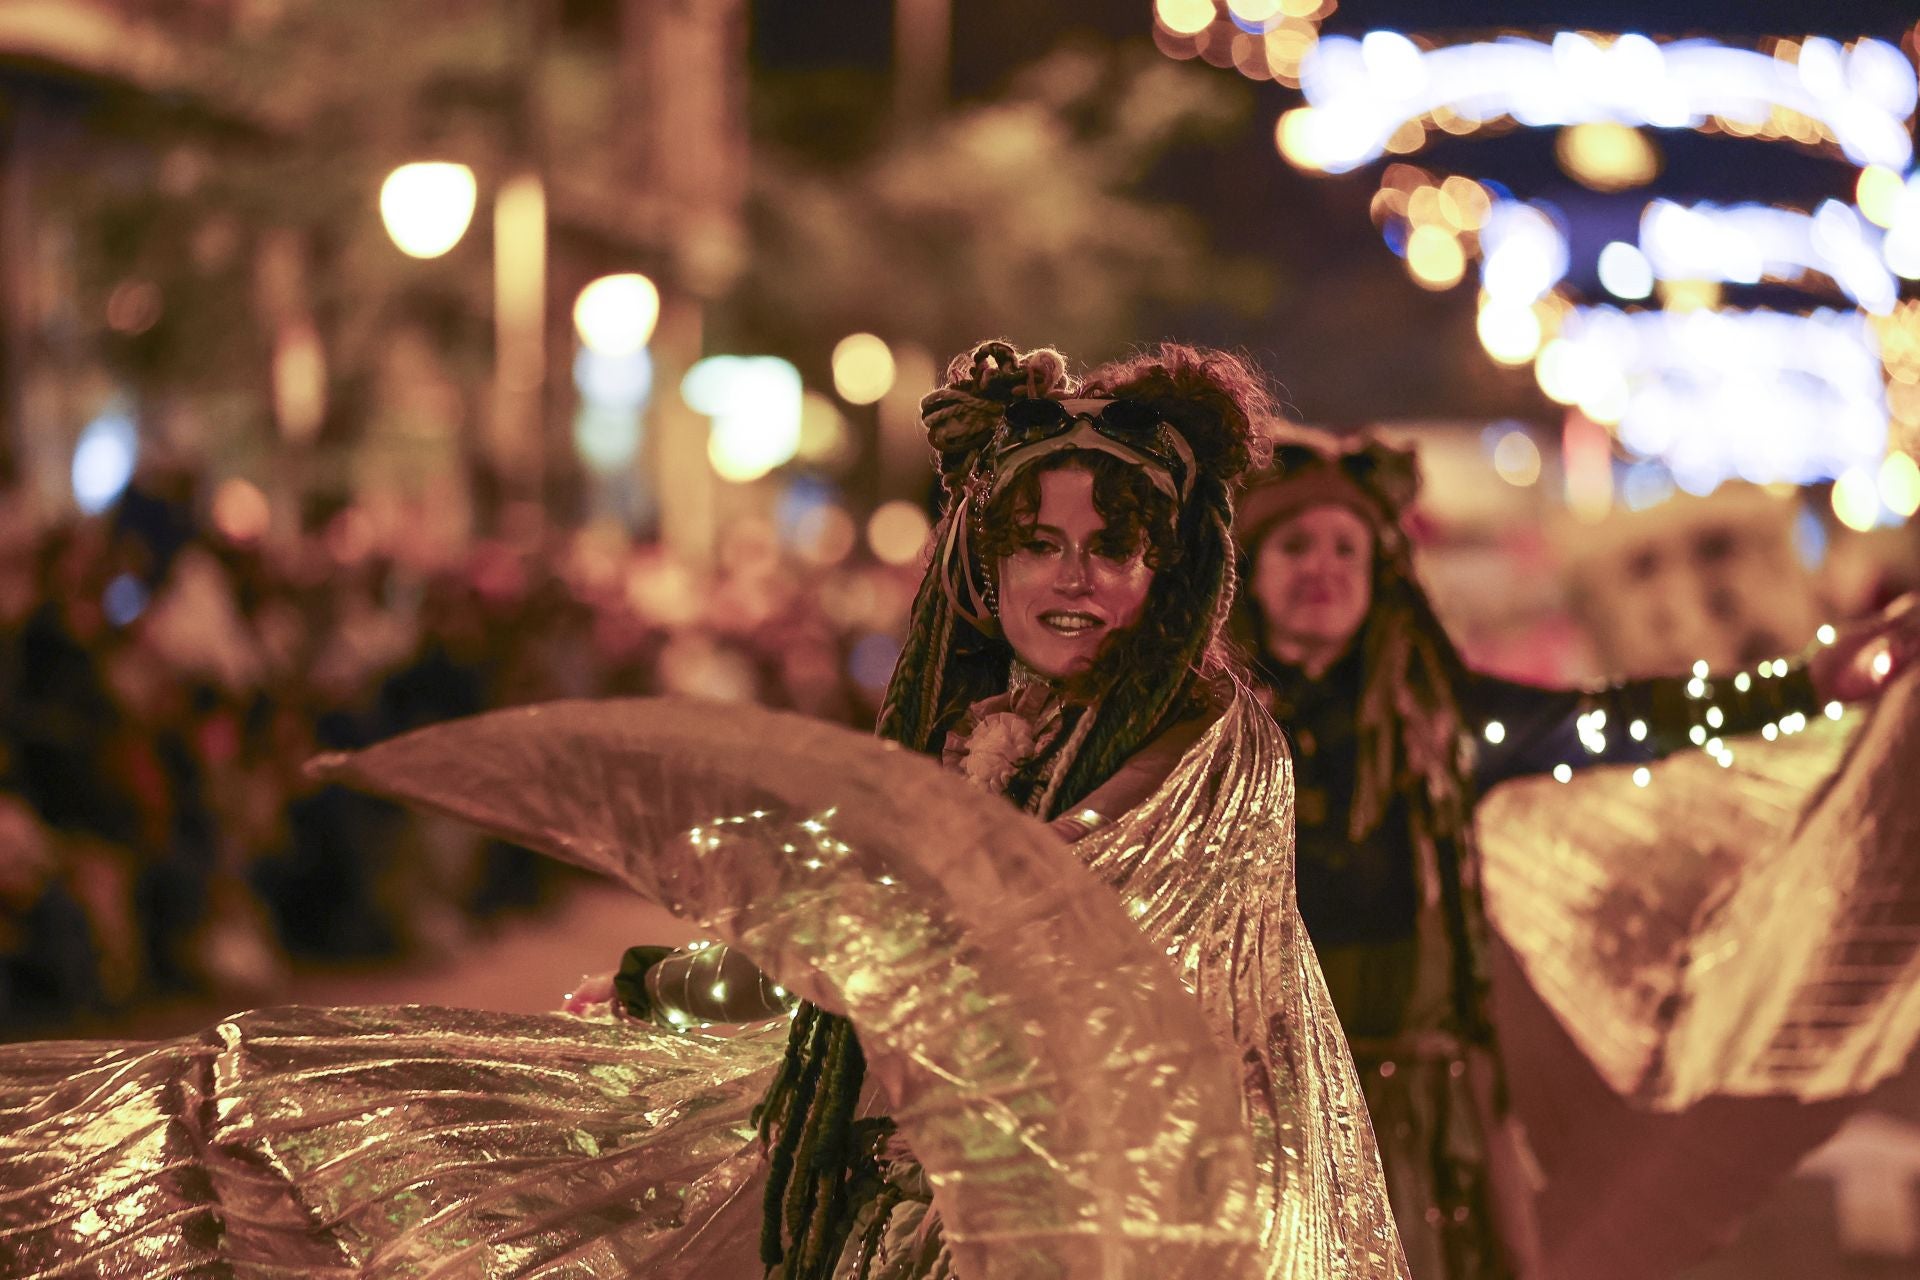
[{"x1": 11, "y1": 696, "x2": 1391, "y2": 1278}]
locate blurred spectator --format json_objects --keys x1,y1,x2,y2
[{"x1": 0, "y1": 486, "x2": 913, "y2": 1035}]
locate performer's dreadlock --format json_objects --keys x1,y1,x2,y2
[{"x1": 756, "y1": 339, "x2": 1272, "y2": 1278}]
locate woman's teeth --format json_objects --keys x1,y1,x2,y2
[{"x1": 1040, "y1": 612, "x2": 1102, "y2": 634}]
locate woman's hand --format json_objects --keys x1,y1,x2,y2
[
  {"x1": 561, "y1": 970, "x2": 624, "y2": 1018},
  {"x1": 1808, "y1": 593, "x2": 1920, "y2": 704}
]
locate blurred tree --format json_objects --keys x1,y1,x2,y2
[{"x1": 739, "y1": 42, "x2": 1271, "y2": 364}]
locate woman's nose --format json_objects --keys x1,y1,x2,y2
[{"x1": 1055, "y1": 550, "x2": 1092, "y2": 594}]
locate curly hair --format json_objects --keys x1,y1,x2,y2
[{"x1": 756, "y1": 339, "x2": 1275, "y2": 1279}]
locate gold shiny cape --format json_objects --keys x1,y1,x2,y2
[
  {"x1": 1476, "y1": 669, "x2": 1920, "y2": 1278},
  {"x1": 0, "y1": 694, "x2": 1404, "y2": 1278}
]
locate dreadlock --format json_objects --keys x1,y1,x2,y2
[{"x1": 756, "y1": 340, "x2": 1269, "y2": 1277}]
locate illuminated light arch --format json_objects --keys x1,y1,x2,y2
[
  {"x1": 1548, "y1": 306, "x2": 1888, "y2": 490},
  {"x1": 1638, "y1": 199, "x2": 1898, "y2": 313},
  {"x1": 1288, "y1": 32, "x2": 1916, "y2": 174}
]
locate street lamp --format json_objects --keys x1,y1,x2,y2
[{"x1": 378, "y1": 162, "x2": 478, "y2": 259}]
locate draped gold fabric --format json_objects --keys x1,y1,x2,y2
[
  {"x1": 1, "y1": 696, "x2": 1402, "y2": 1277},
  {"x1": 1073, "y1": 687, "x2": 1405, "y2": 1279}
]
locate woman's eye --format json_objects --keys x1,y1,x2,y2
[{"x1": 1023, "y1": 539, "x2": 1056, "y2": 555}]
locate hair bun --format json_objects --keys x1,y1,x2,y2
[{"x1": 920, "y1": 340, "x2": 1077, "y2": 487}]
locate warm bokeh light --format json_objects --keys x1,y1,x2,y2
[
  {"x1": 1878, "y1": 450, "x2": 1920, "y2": 517},
  {"x1": 271, "y1": 325, "x2": 327, "y2": 443},
  {"x1": 1439, "y1": 176, "x2": 1491, "y2": 230},
  {"x1": 1831, "y1": 466, "x2": 1881, "y2": 531},
  {"x1": 573, "y1": 273, "x2": 660, "y2": 356},
  {"x1": 1856, "y1": 164, "x2": 1906, "y2": 228},
  {"x1": 1405, "y1": 225, "x2": 1466, "y2": 289},
  {"x1": 379, "y1": 162, "x2": 477, "y2": 259},
  {"x1": 1476, "y1": 300, "x2": 1543, "y2": 365},
  {"x1": 1657, "y1": 278, "x2": 1722, "y2": 313},
  {"x1": 1534, "y1": 339, "x2": 1581, "y2": 405},
  {"x1": 1274, "y1": 108, "x2": 1324, "y2": 170},
  {"x1": 797, "y1": 392, "x2": 853, "y2": 465},
  {"x1": 866, "y1": 500, "x2": 932, "y2": 566},
  {"x1": 105, "y1": 279, "x2": 162, "y2": 334},
  {"x1": 1383, "y1": 118, "x2": 1425, "y2": 154},
  {"x1": 212, "y1": 478, "x2": 271, "y2": 544},
  {"x1": 1492, "y1": 429, "x2": 1542, "y2": 486},
  {"x1": 1154, "y1": 0, "x2": 1215, "y2": 36},
  {"x1": 1555, "y1": 123, "x2": 1660, "y2": 192},
  {"x1": 831, "y1": 333, "x2": 896, "y2": 405}
]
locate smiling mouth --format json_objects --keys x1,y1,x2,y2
[{"x1": 1038, "y1": 610, "x2": 1105, "y2": 636}]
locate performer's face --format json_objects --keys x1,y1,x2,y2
[
  {"x1": 1253, "y1": 505, "x2": 1374, "y2": 655},
  {"x1": 997, "y1": 467, "x2": 1155, "y2": 680}
]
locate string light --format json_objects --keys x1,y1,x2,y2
[
  {"x1": 1826, "y1": 701, "x2": 1845, "y2": 719},
  {"x1": 1734, "y1": 671, "x2": 1752, "y2": 692},
  {"x1": 1483, "y1": 720, "x2": 1507, "y2": 744},
  {"x1": 1553, "y1": 764, "x2": 1573, "y2": 782},
  {"x1": 1629, "y1": 719, "x2": 1648, "y2": 741},
  {"x1": 1288, "y1": 32, "x2": 1915, "y2": 174},
  {"x1": 1632, "y1": 767, "x2": 1652, "y2": 787}
]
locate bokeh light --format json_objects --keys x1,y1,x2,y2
[
  {"x1": 1405, "y1": 225, "x2": 1465, "y2": 289},
  {"x1": 1533, "y1": 339, "x2": 1581, "y2": 405},
  {"x1": 1555, "y1": 123, "x2": 1660, "y2": 191},
  {"x1": 573, "y1": 273, "x2": 660, "y2": 356},
  {"x1": 1476, "y1": 300, "x2": 1543, "y2": 365},
  {"x1": 72, "y1": 407, "x2": 138, "y2": 515},
  {"x1": 1274, "y1": 108, "x2": 1324, "y2": 169},
  {"x1": 574, "y1": 405, "x2": 643, "y2": 473},
  {"x1": 1597, "y1": 241, "x2": 1654, "y2": 299},
  {"x1": 683, "y1": 355, "x2": 804, "y2": 483},
  {"x1": 866, "y1": 500, "x2": 931, "y2": 567},
  {"x1": 573, "y1": 346, "x2": 655, "y2": 411},
  {"x1": 791, "y1": 503, "x2": 857, "y2": 567},
  {"x1": 1856, "y1": 164, "x2": 1906, "y2": 228},
  {"x1": 1878, "y1": 451, "x2": 1920, "y2": 517},
  {"x1": 1155, "y1": 0, "x2": 1215, "y2": 36},
  {"x1": 379, "y1": 162, "x2": 477, "y2": 259},
  {"x1": 1831, "y1": 466, "x2": 1881, "y2": 531},
  {"x1": 831, "y1": 333, "x2": 896, "y2": 405},
  {"x1": 212, "y1": 477, "x2": 271, "y2": 544},
  {"x1": 1491, "y1": 429, "x2": 1542, "y2": 486},
  {"x1": 105, "y1": 279, "x2": 162, "y2": 334},
  {"x1": 797, "y1": 391, "x2": 853, "y2": 466}
]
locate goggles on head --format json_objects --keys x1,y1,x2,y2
[{"x1": 991, "y1": 398, "x2": 1196, "y2": 504}]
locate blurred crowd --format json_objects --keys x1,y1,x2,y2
[{"x1": 0, "y1": 473, "x2": 917, "y2": 1035}]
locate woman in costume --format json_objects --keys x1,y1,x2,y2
[
  {"x1": 1234, "y1": 432, "x2": 1920, "y2": 1280},
  {"x1": 0, "y1": 344, "x2": 1404, "y2": 1279}
]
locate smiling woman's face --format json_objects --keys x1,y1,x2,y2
[{"x1": 997, "y1": 467, "x2": 1155, "y2": 681}]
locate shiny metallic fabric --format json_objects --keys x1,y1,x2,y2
[
  {"x1": 1073, "y1": 687, "x2": 1405, "y2": 1279},
  {"x1": 0, "y1": 695, "x2": 1405, "y2": 1277},
  {"x1": 1478, "y1": 669, "x2": 1920, "y2": 1108}
]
